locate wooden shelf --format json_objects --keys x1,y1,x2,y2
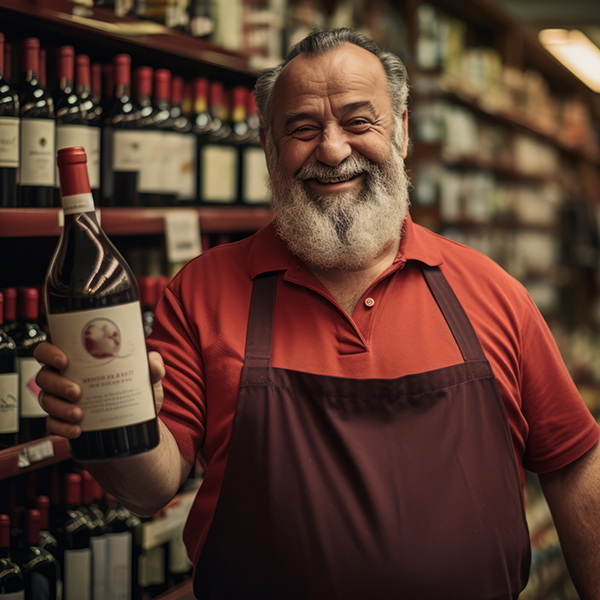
[
  {"x1": 0, "y1": 0, "x2": 256, "y2": 85},
  {"x1": 0, "y1": 207, "x2": 273, "y2": 237},
  {"x1": 0, "y1": 435, "x2": 71, "y2": 481}
]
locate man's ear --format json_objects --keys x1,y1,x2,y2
[
  {"x1": 400, "y1": 109, "x2": 409, "y2": 159},
  {"x1": 259, "y1": 128, "x2": 266, "y2": 151}
]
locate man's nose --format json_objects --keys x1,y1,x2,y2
[{"x1": 314, "y1": 125, "x2": 352, "y2": 166}]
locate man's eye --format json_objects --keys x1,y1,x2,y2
[
  {"x1": 347, "y1": 119, "x2": 370, "y2": 131},
  {"x1": 292, "y1": 127, "x2": 318, "y2": 139}
]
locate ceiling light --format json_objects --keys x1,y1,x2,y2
[{"x1": 539, "y1": 29, "x2": 600, "y2": 93}]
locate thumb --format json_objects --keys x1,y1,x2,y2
[{"x1": 148, "y1": 351, "x2": 165, "y2": 413}]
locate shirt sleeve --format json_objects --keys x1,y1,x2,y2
[
  {"x1": 147, "y1": 283, "x2": 206, "y2": 466},
  {"x1": 519, "y1": 294, "x2": 600, "y2": 473}
]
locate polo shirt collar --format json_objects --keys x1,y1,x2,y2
[{"x1": 247, "y1": 213, "x2": 443, "y2": 280}]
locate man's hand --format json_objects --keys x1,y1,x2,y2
[{"x1": 34, "y1": 341, "x2": 166, "y2": 439}]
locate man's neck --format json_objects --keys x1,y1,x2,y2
[{"x1": 307, "y1": 237, "x2": 401, "y2": 316}]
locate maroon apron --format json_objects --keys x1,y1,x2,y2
[{"x1": 194, "y1": 266, "x2": 531, "y2": 599}]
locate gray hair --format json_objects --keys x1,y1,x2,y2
[{"x1": 254, "y1": 28, "x2": 410, "y2": 135}]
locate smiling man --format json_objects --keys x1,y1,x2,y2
[{"x1": 35, "y1": 28, "x2": 600, "y2": 600}]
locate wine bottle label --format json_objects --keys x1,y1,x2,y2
[
  {"x1": 0, "y1": 591, "x2": 24, "y2": 600},
  {"x1": 90, "y1": 536, "x2": 109, "y2": 600},
  {"x1": 112, "y1": 130, "x2": 145, "y2": 172},
  {"x1": 62, "y1": 193, "x2": 95, "y2": 215},
  {"x1": 177, "y1": 133, "x2": 197, "y2": 201},
  {"x1": 200, "y1": 144, "x2": 238, "y2": 203},
  {"x1": 138, "y1": 545, "x2": 166, "y2": 587},
  {"x1": 106, "y1": 531, "x2": 132, "y2": 599},
  {"x1": 243, "y1": 146, "x2": 270, "y2": 204},
  {"x1": 64, "y1": 547, "x2": 92, "y2": 600},
  {"x1": 18, "y1": 357, "x2": 47, "y2": 418},
  {"x1": 162, "y1": 132, "x2": 185, "y2": 195},
  {"x1": 55, "y1": 124, "x2": 92, "y2": 189},
  {"x1": 88, "y1": 127, "x2": 101, "y2": 191},
  {"x1": 19, "y1": 119, "x2": 56, "y2": 186},
  {"x1": 136, "y1": 130, "x2": 163, "y2": 193},
  {"x1": 0, "y1": 116, "x2": 20, "y2": 168},
  {"x1": 0, "y1": 372, "x2": 19, "y2": 434},
  {"x1": 47, "y1": 302, "x2": 156, "y2": 432}
]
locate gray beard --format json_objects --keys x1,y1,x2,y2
[{"x1": 266, "y1": 139, "x2": 411, "y2": 271}]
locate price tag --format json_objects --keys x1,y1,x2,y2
[
  {"x1": 164, "y1": 210, "x2": 202, "y2": 264},
  {"x1": 18, "y1": 438, "x2": 55, "y2": 468}
]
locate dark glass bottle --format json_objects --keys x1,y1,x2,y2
[
  {"x1": 169, "y1": 75, "x2": 195, "y2": 205},
  {"x1": 138, "y1": 276, "x2": 159, "y2": 338},
  {"x1": 54, "y1": 45, "x2": 89, "y2": 208},
  {"x1": 0, "y1": 291, "x2": 19, "y2": 450},
  {"x1": 44, "y1": 146, "x2": 159, "y2": 462},
  {"x1": 198, "y1": 81, "x2": 239, "y2": 205},
  {"x1": 35, "y1": 496, "x2": 59, "y2": 562},
  {"x1": 17, "y1": 38, "x2": 55, "y2": 208},
  {"x1": 103, "y1": 493, "x2": 142, "y2": 600},
  {"x1": 14, "y1": 509, "x2": 61, "y2": 600},
  {"x1": 11, "y1": 287, "x2": 48, "y2": 444},
  {"x1": 240, "y1": 89, "x2": 270, "y2": 205},
  {"x1": 101, "y1": 54, "x2": 140, "y2": 207},
  {"x1": 0, "y1": 32, "x2": 19, "y2": 208},
  {"x1": 54, "y1": 473, "x2": 92, "y2": 600},
  {"x1": 0, "y1": 514, "x2": 24, "y2": 597},
  {"x1": 75, "y1": 54, "x2": 101, "y2": 203}
]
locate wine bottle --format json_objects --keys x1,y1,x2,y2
[
  {"x1": 103, "y1": 493, "x2": 141, "y2": 600},
  {"x1": 134, "y1": 66, "x2": 175, "y2": 207},
  {"x1": 34, "y1": 496, "x2": 58, "y2": 553},
  {"x1": 54, "y1": 473, "x2": 92, "y2": 600},
  {"x1": 77, "y1": 469, "x2": 109, "y2": 600},
  {"x1": 17, "y1": 38, "x2": 56, "y2": 208},
  {"x1": 0, "y1": 292, "x2": 19, "y2": 450},
  {"x1": 11, "y1": 287, "x2": 48, "y2": 444},
  {"x1": 14, "y1": 509, "x2": 61, "y2": 600},
  {"x1": 54, "y1": 46, "x2": 90, "y2": 208},
  {"x1": 44, "y1": 146, "x2": 159, "y2": 462},
  {"x1": 101, "y1": 54, "x2": 140, "y2": 207},
  {"x1": 0, "y1": 289, "x2": 16, "y2": 334},
  {"x1": 241, "y1": 89, "x2": 270, "y2": 205},
  {"x1": 170, "y1": 76, "x2": 196, "y2": 205},
  {"x1": 0, "y1": 514, "x2": 24, "y2": 599},
  {"x1": 83, "y1": 58, "x2": 103, "y2": 205},
  {"x1": 198, "y1": 81, "x2": 239, "y2": 205},
  {"x1": 0, "y1": 33, "x2": 19, "y2": 209}
]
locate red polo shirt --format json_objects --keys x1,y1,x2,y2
[{"x1": 149, "y1": 215, "x2": 600, "y2": 567}]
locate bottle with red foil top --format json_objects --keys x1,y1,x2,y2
[
  {"x1": 17, "y1": 38, "x2": 55, "y2": 208},
  {"x1": 199, "y1": 80, "x2": 239, "y2": 205},
  {"x1": 54, "y1": 45, "x2": 89, "y2": 208},
  {"x1": 44, "y1": 146, "x2": 159, "y2": 462},
  {"x1": 13, "y1": 509, "x2": 60, "y2": 600},
  {"x1": 0, "y1": 514, "x2": 24, "y2": 598},
  {"x1": 0, "y1": 291, "x2": 19, "y2": 450},
  {"x1": 75, "y1": 54, "x2": 101, "y2": 201},
  {"x1": 11, "y1": 287, "x2": 48, "y2": 444},
  {"x1": 101, "y1": 54, "x2": 139, "y2": 207},
  {"x1": 0, "y1": 32, "x2": 19, "y2": 208}
]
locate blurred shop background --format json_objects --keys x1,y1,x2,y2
[{"x1": 1, "y1": 0, "x2": 600, "y2": 598}]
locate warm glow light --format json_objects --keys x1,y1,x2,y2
[{"x1": 539, "y1": 29, "x2": 600, "y2": 93}]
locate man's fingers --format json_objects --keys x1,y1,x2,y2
[
  {"x1": 33, "y1": 341, "x2": 69, "y2": 371},
  {"x1": 36, "y1": 365, "x2": 81, "y2": 404},
  {"x1": 46, "y1": 416, "x2": 82, "y2": 440},
  {"x1": 39, "y1": 392, "x2": 83, "y2": 425}
]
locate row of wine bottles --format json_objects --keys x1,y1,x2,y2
[
  {"x1": 0, "y1": 274, "x2": 167, "y2": 451},
  {"x1": 1, "y1": 465, "x2": 199, "y2": 599},
  {"x1": 0, "y1": 33, "x2": 270, "y2": 210}
]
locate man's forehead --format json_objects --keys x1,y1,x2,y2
[{"x1": 273, "y1": 44, "x2": 389, "y2": 112}]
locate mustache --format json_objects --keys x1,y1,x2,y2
[{"x1": 294, "y1": 154, "x2": 379, "y2": 183}]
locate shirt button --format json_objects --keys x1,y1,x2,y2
[{"x1": 364, "y1": 297, "x2": 375, "y2": 308}]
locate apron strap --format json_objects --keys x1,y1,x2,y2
[
  {"x1": 422, "y1": 265, "x2": 487, "y2": 363},
  {"x1": 244, "y1": 272, "x2": 278, "y2": 368}
]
